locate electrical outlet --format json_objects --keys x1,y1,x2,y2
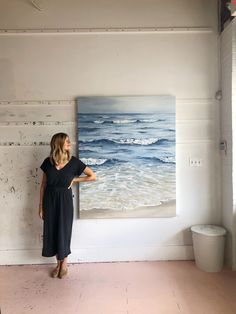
[{"x1": 189, "y1": 158, "x2": 202, "y2": 167}]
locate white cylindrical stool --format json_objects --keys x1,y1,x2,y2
[{"x1": 190, "y1": 224, "x2": 227, "y2": 272}]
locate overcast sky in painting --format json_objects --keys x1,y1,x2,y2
[{"x1": 77, "y1": 96, "x2": 175, "y2": 114}]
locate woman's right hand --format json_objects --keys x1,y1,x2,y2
[{"x1": 39, "y1": 208, "x2": 44, "y2": 220}]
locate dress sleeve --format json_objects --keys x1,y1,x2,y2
[
  {"x1": 75, "y1": 158, "x2": 86, "y2": 176},
  {"x1": 40, "y1": 158, "x2": 49, "y2": 173}
]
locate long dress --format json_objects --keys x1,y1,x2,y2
[{"x1": 40, "y1": 156, "x2": 86, "y2": 260}]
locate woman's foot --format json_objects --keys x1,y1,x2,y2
[
  {"x1": 58, "y1": 266, "x2": 68, "y2": 279},
  {"x1": 55, "y1": 258, "x2": 68, "y2": 279},
  {"x1": 51, "y1": 264, "x2": 60, "y2": 278},
  {"x1": 58, "y1": 259, "x2": 68, "y2": 279}
]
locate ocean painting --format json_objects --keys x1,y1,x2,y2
[{"x1": 77, "y1": 96, "x2": 176, "y2": 218}]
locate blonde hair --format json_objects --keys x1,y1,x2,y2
[{"x1": 49, "y1": 133, "x2": 70, "y2": 165}]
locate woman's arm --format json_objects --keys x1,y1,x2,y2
[
  {"x1": 68, "y1": 166, "x2": 96, "y2": 188},
  {"x1": 39, "y1": 173, "x2": 47, "y2": 219}
]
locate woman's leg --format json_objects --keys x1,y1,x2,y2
[
  {"x1": 51, "y1": 255, "x2": 61, "y2": 278},
  {"x1": 58, "y1": 256, "x2": 68, "y2": 279},
  {"x1": 60, "y1": 256, "x2": 68, "y2": 270},
  {"x1": 56, "y1": 254, "x2": 61, "y2": 267}
]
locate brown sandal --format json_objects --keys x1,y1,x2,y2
[
  {"x1": 58, "y1": 267, "x2": 68, "y2": 279},
  {"x1": 51, "y1": 265, "x2": 60, "y2": 278}
]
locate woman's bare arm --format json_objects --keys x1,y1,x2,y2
[
  {"x1": 68, "y1": 166, "x2": 96, "y2": 188},
  {"x1": 39, "y1": 173, "x2": 47, "y2": 219}
]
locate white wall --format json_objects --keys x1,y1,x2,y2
[
  {"x1": 220, "y1": 23, "x2": 233, "y2": 268},
  {"x1": 220, "y1": 19, "x2": 236, "y2": 270},
  {"x1": 0, "y1": 0, "x2": 221, "y2": 265},
  {"x1": 0, "y1": 0, "x2": 217, "y2": 30},
  {"x1": 232, "y1": 19, "x2": 236, "y2": 270}
]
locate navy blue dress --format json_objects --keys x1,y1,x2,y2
[{"x1": 40, "y1": 156, "x2": 86, "y2": 260}]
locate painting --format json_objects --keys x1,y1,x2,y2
[{"x1": 77, "y1": 96, "x2": 176, "y2": 219}]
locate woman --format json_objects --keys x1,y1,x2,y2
[{"x1": 39, "y1": 133, "x2": 96, "y2": 279}]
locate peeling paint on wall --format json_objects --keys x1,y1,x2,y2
[
  {"x1": 0, "y1": 142, "x2": 49, "y2": 146},
  {"x1": 0, "y1": 100, "x2": 75, "y2": 105},
  {"x1": 10, "y1": 186, "x2": 15, "y2": 193},
  {"x1": 0, "y1": 121, "x2": 74, "y2": 126}
]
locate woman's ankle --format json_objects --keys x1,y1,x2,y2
[{"x1": 61, "y1": 261, "x2": 67, "y2": 269}]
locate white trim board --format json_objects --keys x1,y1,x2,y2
[{"x1": 0, "y1": 245, "x2": 194, "y2": 265}]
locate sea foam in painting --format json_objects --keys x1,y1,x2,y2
[{"x1": 77, "y1": 96, "x2": 176, "y2": 218}]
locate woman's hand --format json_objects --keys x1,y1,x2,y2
[
  {"x1": 68, "y1": 179, "x2": 74, "y2": 189},
  {"x1": 39, "y1": 208, "x2": 44, "y2": 220}
]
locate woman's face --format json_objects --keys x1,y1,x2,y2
[{"x1": 63, "y1": 136, "x2": 71, "y2": 151}]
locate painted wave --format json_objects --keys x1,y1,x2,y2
[
  {"x1": 81, "y1": 157, "x2": 126, "y2": 166},
  {"x1": 78, "y1": 149, "x2": 95, "y2": 154},
  {"x1": 79, "y1": 127, "x2": 100, "y2": 132},
  {"x1": 140, "y1": 156, "x2": 176, "y2": 164},
  {"x1": 94, "y1": 120, "x2": 105, "y2": 124},
  {"x1": 117, "y1": 138, "x2": 161, "y2": 145},
  {"x1": 90, "y1": 119, "x2": 165, "y2": 124},
  {"x1": 79, "y1": 138, "x2": 174, "y2": 146}
]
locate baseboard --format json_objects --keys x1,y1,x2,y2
[{"x1": 0, "y1": 245, "x2": 194, "y2": 265}]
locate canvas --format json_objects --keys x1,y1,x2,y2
[{"x1": 77, "y1": 96, "x2": 176, "y2": 219}]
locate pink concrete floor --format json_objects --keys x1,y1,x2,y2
[{"x1": 1, "y1": 261, "x2": 236, "y2": 314}]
